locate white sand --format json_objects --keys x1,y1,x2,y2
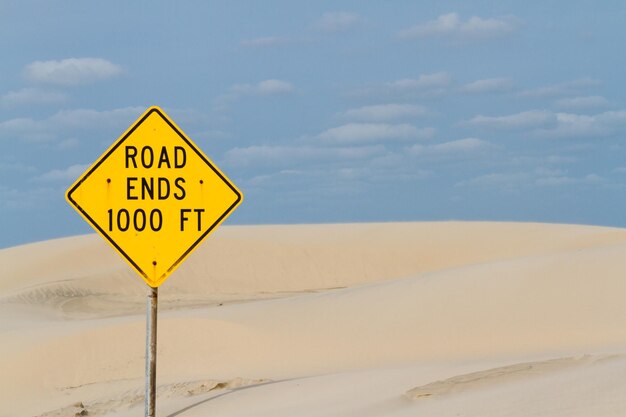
[{"x1": 1, "y1": 222, "x2": 626, "y2": 416}]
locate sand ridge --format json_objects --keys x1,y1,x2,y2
[{"x1": 406, "y1": 354, "x2": 603, "y2": 399}]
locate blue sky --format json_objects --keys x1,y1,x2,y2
[{"x1": 2, "y1": 1, "x2": 626, "y2": 248}]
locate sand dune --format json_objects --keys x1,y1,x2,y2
[{"x1": 1, "y1": 222, "x2": 626, "y2": 416}]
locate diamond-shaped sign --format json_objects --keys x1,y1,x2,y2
[{"x1": 66, "y1": 106, "x2": 242, "y2": 287}]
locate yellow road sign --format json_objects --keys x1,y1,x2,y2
[{"x1": 66, "y1": 106, "x2": 243, "y2": 287}]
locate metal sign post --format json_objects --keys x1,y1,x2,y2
[{"x1": 145, "y1": 286, "x2": 158, "y2": 417}]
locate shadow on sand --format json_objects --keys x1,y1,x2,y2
[{"x1": 168, "y1": 379, "x2": 292, "y2": 417}]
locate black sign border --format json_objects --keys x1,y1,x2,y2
[{"x1": 66, "y1": 107, "x2": 242, "y2": 286}]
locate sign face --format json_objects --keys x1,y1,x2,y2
[{"x1": 66, "y1": 106, "x2": 242, "y2": 287}]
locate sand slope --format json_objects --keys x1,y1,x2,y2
[{"x1": 1, "y1": 222, "x2": 626, "y2": 416}]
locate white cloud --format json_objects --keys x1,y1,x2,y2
[
  {"x1": 223, "y1": 144, "x2": 385, "y2": 168},
  {"x1": 429, "y1": 137, "x2": 491, "y2": 153},
  {"x1": 334, "y1": 165, "x2": 431, "y2": 183},
  {"x1": 0, "y1": 107, "x2": 144, "y2": 143},
  {"x1": 314, "y1": 11, "x2": 362, "y2": 32},
  {"x1": 0, "y1": 117, "x2": 55, "y2": 142},
  {"x1": 535, "y1": 173, "x2": 604, "y2": 187},
  {"x1": 227, "y1": 147, "x2": 433, "y2": 188},
  {"x1": 467, "y1": 108, "x2": 626, "y2": 139},
  {"x1": 341, "y1": 104, "x2": 429, "y2": 121},
  {"x1": 510, "y1": 155, "x2": 578, "y2": 166},
  {"x1": 245, "y1": 169, "x2": 306, "y2": 187},
  {"x1": 258, "y1": 79, "x2": 295, "y2": 95},
  {"x1": 48, "y1": 107, "x2": 144, "y2": 129},
  {"x1": 242, "y1": 162, "x2": 431, "y2": 193},
  {"x1": 518, "y1": 78, "x2": 601, "y2": 99},
  {"x1": 467, "y1": 110, "x2": 555, "y2": 130},
  {"x1": 241, "y1": 36, "x2": 290, "y2": 47},
  {"x1": 461, "y1": 78, "x2": 513, "y2": 94},
  {"x1": 0, "y1": 88, "x2": 66, "y2": 107},
  {"x1": 458, "y1": 169, "x2": 604, "y2": 189},
  {"x1": 57, "y1": 138, "x2": 80, "y2": 150},
  {"x1": 350, "y1": 72, "x2": 453, "y2": 99},
  {"x1": 216, "y1": 79, "x2": 295, "y2": 109},
  {"x1": 24, "y1": 58, "x2": 123, "y2": 86},
  {"x1": 0, "y1": 161, "x2": 36, "y2": 174},
  {"x1": 554, "y1": 96, "x2": 609, "y2": 110},
  {"x1": 535, "y1": 110, "x2": 626, "y2": 139},
  {"x1": 387, "y1": 72, "x2": 453, "y2": 90},
  {"x1": 399, "y1": 12, "x2": 519, "y2": 40},
  {"x1": 457, "y1": 172, "x2": 531, "y2": 188},
  {"x1": 410, "y1": 138, "x2": 492, "y2": 156},
  {"x1": 232, "y1": 79, "x2": 294, "y2": 95},
  {"x1": 36, "y1": 164, "x2": 89, "y2": 182},
  {"x1": 0, "y1": 185, "x2": 57, "y2": 211},
  {"x1": 318, "y1": 123, "x2": 434, "y2": 144}
]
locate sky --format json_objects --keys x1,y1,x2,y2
[{"x1": 2, "y1": 1, "x2": 626, "y2": 248}]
